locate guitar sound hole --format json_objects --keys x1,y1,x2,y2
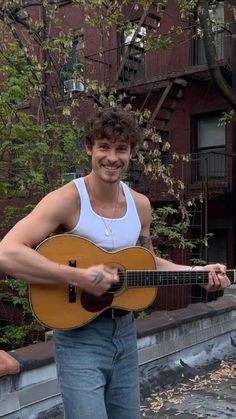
[{"x1": 108, "y1": 269, "x2": 124, "y2": 294}]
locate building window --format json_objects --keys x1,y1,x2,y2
[
  {"x1": 207, "y1": 230, "x2": 227, "y2": 264},
  {"x1": 119, "y1": 23, "x2": 146, "y2": 82},
  {"x1": 195, "y1": 1, "x2": 224, "y2": 65},
  {"x1": 61, "y1": 34, "x2": 85, "y2": 94},
  {"x1": 194, "y1": 114, "x2": 226, "y2": 180}
]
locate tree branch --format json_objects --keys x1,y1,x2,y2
[{"x1": 198, "y1": 0, "x2": 236, "y2": 111}]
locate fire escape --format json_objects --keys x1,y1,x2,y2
[{"x1": 116, "y1": 6, "x2": 188, "y2": 132}]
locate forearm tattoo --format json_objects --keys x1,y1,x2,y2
[{"x1": 136, "y1": 235, "x2": 152, "y2": 250}]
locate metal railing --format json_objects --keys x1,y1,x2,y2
[
  {"x1": 186, "y1": 151, "x2": 232, "y2": 194},
  {"x1": 128, "y1": 151, "x2": 232, "y2": 197}
]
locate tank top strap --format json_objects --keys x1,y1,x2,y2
[
  {"x1": 73, "y1": 177, "x2": 91, "y2": 213},
  {"x1": 120, "y1": 181, "x2": 138, "y2": 216}
]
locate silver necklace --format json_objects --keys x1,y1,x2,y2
[
  {"x1": 87, "y1": 178, "x2": 120, "y2": 237},
  {"x1": 101, "y1": 217, "x2": 114, "y2": 237}
]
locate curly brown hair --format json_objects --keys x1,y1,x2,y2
[{"x1": 85, "y1": 107, "x2": 142, "y2": 151}]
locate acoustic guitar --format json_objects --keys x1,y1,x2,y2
[{"x1": 29, "y1": 234, "x2": 235, "y2": 330}]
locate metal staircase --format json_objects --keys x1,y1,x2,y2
[
  {"x1": 146, "y1": 78, "x2": 187, "y2": 131},
  {"x1": 117, "y1": 5, "x2": 162, "y2": 82}
]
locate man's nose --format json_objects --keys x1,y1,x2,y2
[{"x1": 107, "y1": 149, "x2": 117, "y2": 161}]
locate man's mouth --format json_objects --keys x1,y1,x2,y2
[{"x1": 102, "y1": 165, "x2": 121, "y2": 171}]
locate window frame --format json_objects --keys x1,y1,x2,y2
[{"x1": 192, "y1": 111, "x2": 227, "y2": 181}]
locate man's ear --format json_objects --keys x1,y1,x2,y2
[
  {"x1": 85, "y1": 144, "x2": 92, "y2": 156},
  {"x1": 130, "y1": 152, "x2": 133, "y2": 159}
]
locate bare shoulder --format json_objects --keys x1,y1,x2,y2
[
  {"x1": 128, "y1": 187, "x2": 152, "y2": 234},
  {"x1": 36, "y1": 181, "x2": 77, "y2": 212},
  {"x1": 47, "y1": 181, "x2": 78, "y2": 208},
  {"x1": 129, "y1": 188, "x2": 152, "y2": 217},
  {"x1": 128, "y1": 187, "x2": 153, "y2": 250},
  {"x1": 33, "y1": 181, "x2": 79, "y2": 228}
]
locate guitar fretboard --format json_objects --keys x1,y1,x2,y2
[{"x1": 126, "y1": 270, "x2": 235, "y2": 288}]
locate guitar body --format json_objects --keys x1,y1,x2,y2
[{"x1": 29, "y1": 235, "x2": 157, "y2": 330}]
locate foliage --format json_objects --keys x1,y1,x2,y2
[
  {"x1": 0, "y1": 278, "x2": 43, "y2": 349},
  {"x1": 135, "y1": 310, "x2": 150, "y2": 320},
  {"x1": 152, "y1": 206, "x2": 193, "y2": 251}
]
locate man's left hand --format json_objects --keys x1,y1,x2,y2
[{"x1": 201, "y1": 263, "x2": 231, "y2": 291}]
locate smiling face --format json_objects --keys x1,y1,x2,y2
[{"x1": 86, "y1": 138, "x2": 132, "y2": 184}]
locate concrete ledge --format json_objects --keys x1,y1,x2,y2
[
  {"x1": 137, "y1": 294, "x2": 236, "y2": 338},
  {"x1": 8, "y1": 341, "x2": 55, "y2": 373}
]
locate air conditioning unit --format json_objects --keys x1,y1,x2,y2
[
  {"x1": 62, "y1": 172, "x2": 77, "y2": 184},
  {"x1": 64, "y1": 79, "x2": 85, "y2": 93},
  {"x1": 62, "y1": 171, "x2": 86, "y2": 184}
]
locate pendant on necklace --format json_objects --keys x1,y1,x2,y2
[{"x1": 105, "y1": 227, "x2": 112, "y2": 236}]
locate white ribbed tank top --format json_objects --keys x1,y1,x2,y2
[{"x1": 67, "y1": 177, "x2": 141, "y2": 251}]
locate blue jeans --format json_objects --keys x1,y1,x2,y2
[{"x1": 54, "y1": 313, "x2": 140, "y2": 419}]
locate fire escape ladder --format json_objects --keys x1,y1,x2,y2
[
  {"x1": 147, "y1": 78, "x2": 187, "y2": 131},
  {"x1": 117, "y1": 5, "x2": 162, "y2": 83},
  {"x1": 116, "y1": 9, "x2": 148, "y2": 81}
]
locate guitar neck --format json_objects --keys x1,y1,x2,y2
[{"x1": 126, "y1": 269, "x2": 236, "y2": 288}]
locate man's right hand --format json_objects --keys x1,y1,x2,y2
[{"x1": 77, "y1": 264, "x2": 119, "y2": 297}]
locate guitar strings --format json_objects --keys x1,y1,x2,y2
[
  {"x1": 94, "y1": 270, "x2": 235, "y2": 291},
  {"x1": 108, "y1": 270, "x2": 234, "y2": 279}
]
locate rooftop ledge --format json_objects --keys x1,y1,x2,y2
[{"x1": 1, "y1": 292, "x2": 236, "y2": 378}]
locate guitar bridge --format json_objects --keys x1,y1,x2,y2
[{"x1": 68, "y1": 259, "x2": 77, "y2": 303}]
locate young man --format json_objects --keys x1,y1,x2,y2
[{"x1": 0, "y1": 107, "x2": 230, "y2": 419}]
